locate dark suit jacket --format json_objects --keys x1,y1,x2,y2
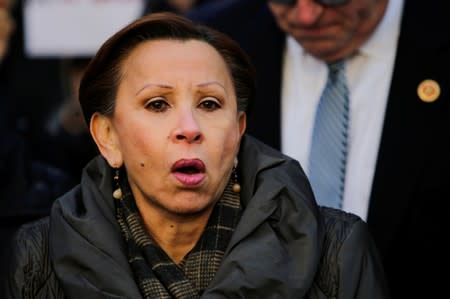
[{"x1": 189, "y1": 0, "x2": 450, "y2": 297}]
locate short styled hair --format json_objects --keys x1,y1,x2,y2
[{"x1": 79, "y1": 12, "x2": 256, "y2": 125}]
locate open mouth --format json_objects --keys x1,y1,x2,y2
[
  {"x1": 172, "y1": 159, "x2": 205, "y2": 173},
  {"x1": 171, "y1": 159, "x2": 206, "y2": 186}
]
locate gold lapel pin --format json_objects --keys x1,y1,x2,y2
[{"x1": 417, "y1": 79, "x2": 440, "y2": 103}]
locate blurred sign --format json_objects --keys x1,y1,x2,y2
[{"x1": 23, "y1": 0, "x2": 145, "y2": 57}]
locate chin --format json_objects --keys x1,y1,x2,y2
[
  {"x1": 167, "y1": 196, "x2": 215, "y2": 217},
  {"x1": 168, "y1": 205, "x2": 212, "y2": 218}
]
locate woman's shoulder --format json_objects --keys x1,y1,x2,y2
[
  {"x1": 240, "y1": 134, "x2": 305, "y2": 176},
  {"x1": 239, "y1": 134, "x2": 318, "y2": 218},
  {"x1": 313, "y1": 207, "x2": 390, "y2": 299},
  {"x1": 2, "y1": 217, "x2": 64, "y2": 298}
]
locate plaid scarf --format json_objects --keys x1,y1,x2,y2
[{"x1": 114, "y1": 169, "x2": 241, "y2": 299}]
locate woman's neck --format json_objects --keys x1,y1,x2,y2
[{"x1": 137, "y1": 202, "x2": 214, "y2": 264}]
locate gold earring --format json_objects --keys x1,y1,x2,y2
[
  {"x1": 232, "y1": 158, "x2": 241, "y2": 193},
  {"x1": 113, "y1": 168, "x2": 123, "y2": 200}
]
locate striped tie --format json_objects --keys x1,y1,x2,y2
[{"x1": 308, "y1": 60, "x2": 350, "y2": 209}]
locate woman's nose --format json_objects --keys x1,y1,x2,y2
[
  {"x1": 172, "y1": 109, "x2": 203, "y2": 144},
  {"x1": 295, "y1": 0, "x2": 324, "y2": 26}
]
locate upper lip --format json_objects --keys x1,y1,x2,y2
[{"x1": 171, "y1": 159, "x2": 205, "y2": 173}]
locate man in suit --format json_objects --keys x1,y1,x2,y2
[{"x1": 188, "y1": 0, "x2": 450, "y2": 297}]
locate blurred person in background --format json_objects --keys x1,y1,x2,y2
[
  {"x1": 0, "y1": 56, "x2": 96, "y2": 282},
  {"x1": 40, "y1": 57, "x2": 97, "y2": 185},
  {"x1": 0, "y1": 0, "x2": 14, "y2": 66},
  {"x1": 1, "y1": 0, "x2": 64, "y2": 137},
  {"x1": 187, "y1": 0, "x2": 450, "y2": 297},
  {"x1": 0, "y1": 0, "x2": 95, "y2": 281},
  {"x1": 0, "y1": 0, "x2": 15, "y2": 129}
]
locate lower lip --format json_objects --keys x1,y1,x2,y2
[{"x1": 172, "y1": 172, "x2": 205, "y2": 186}]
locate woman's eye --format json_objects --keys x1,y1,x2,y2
[
  {"x1": 199, "y1": 98, "x2": 221, "y2": 111},
  {"x1": 146, "y1": 98, "x2": 169, "y2": 112}
]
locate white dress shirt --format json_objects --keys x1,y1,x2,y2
[{"x1": 281, "y1": 0, "x2": 404, "y2": 220}]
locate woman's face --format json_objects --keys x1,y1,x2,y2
[{"x1": 104, "y1": 39, "x2": 246, "y2": 217}]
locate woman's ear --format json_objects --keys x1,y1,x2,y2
[
  {"x1": 238, "y1": 112, "x2": 247, "y2": 138},
  {"x1": 90, "y1": 113, "x2": 123, "y2": 167}
]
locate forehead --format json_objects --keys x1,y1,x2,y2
[{"x1": 121, "y1": 39, "x2": 231, "y2": 81}]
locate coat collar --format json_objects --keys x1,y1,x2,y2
[
  {"x1": 49, "y1": 156, "x2": 141, "y2": 298},
  {"x1": 231, "y1": 135, "x2": 321, "y2": 247},
  {"x1": 206, "y1": 135, "x2": 323, "y2": 297},
  {"x1": 49, "y1": 135, "x2": 321, "y2": 298}
]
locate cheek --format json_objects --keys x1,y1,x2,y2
[
  {"x1": 337, "y1": 7, "x2": 361, "y2": 28},
  {"x1": 207, "y1": 120, "x2": 241, "y2": 165},
  {"x1": 116, "y1": 119, "x2": 164, "y2": 166}
]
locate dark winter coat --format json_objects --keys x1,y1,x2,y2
[{"x1": 3, "y1": 135, "x2": 388, "y2": 298}]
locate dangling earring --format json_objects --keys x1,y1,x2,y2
[
  {"x1": 232, "y1": 157, "x2": 241, "y2": 193},
  {"x1": 113, "y1": 167, "x2": 123, "y2": 200}
]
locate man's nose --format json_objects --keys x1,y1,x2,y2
[{"x1": 295, "y1": 0, "x2": 324, "y2": 26}]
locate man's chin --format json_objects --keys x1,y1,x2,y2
[{"x1": 298, "y1": 40, "x2": 347, "y2": 62}]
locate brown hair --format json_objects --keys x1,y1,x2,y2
[{"x1": 79, "y1": 12, "x2": 256, "y2": 125}]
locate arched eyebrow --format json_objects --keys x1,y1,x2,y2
[
  {"x1": 136, "y1": 83, "x2": 173, "y2": 96},
  {"x1": 197, "y1": 81, "x2": 227, "y2": 95},
  {"x1": 136, "y1": 81, "x2": 228, "y2": 96}
]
